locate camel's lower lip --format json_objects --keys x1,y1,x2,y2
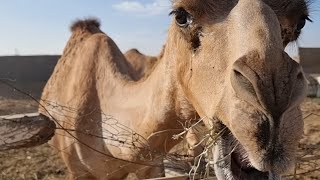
[
  {"x1": 213, "y1": 125, "x2": 278, "y2": 180},
  {"x1": 230, "y1": 151, "x2": 269, "y2": 180}
]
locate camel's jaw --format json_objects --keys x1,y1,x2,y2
[{"x1": 213, "y1": 126, "x2": 280, "y2": 180}]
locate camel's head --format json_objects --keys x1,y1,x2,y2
[{"x1": 167, "y1": 0, "x2": 309, "y2": 179}]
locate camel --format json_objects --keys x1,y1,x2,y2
[
  {"x1": 124, "y1": 49, "x2": 159, "y2": 80},
  {"x1": 39, "y1": 0, "x2": 310, "y2": 179}
]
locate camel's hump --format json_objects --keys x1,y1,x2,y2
[{"x1": 70, "y1": 18, "x2": 101, "y2": 33}]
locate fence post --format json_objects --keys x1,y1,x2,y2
[{"x1": 0, "y1": 113, "x2": 55, "y2": 151}]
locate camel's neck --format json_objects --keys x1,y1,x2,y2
[{"x1": 97, "y1": 43, "x2": 196, "y2": 152}]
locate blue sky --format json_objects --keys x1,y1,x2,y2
[{"x1": 0, "y1": 0, "x2": 319, "y2": 57}]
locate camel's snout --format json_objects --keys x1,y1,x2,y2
[
  {"x1": 228, "y1": 51, "x2": 307, "y2": 175},
  {"x1": 230, "y1": 51, "x2": 307, "y2": 116}
]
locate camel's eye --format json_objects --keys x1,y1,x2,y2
[
  {"x1": 296, "y1": 18, "x2": 306, "y2": 31},
  {"x1": 296, "y1": 15, "x2": 311, "y2": 32},
  {"x1": 170, "y1": 8, "x2": 193, "y2": 28}
]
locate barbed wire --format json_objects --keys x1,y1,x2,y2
[{"x1": 0, "y1": 79, "x2": 209, "y2": 179}]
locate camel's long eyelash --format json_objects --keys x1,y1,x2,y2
[
  {"x1": 305, "y1": 15, "x2": 313, "y2": 22},
  {"x1": 169, "y1": 8, "x2": 188, "y2": 16},
  {"x1": 169, "y1": 9, "x2": 178, "y2": 16}
]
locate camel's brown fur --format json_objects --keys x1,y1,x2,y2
[{"x1": 124, "y1": 48, "x2": 204, "y2": 163}]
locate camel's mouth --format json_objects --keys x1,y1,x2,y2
[
  {"x1": 229, "y1": 145, "x2": 269, "y2": 180},
  {"x1": 231, "y1": 149, "x2": 268, "y2": 179},
  {"x1": 214, "y1": 125, "x2": 279, "y2": 180}
]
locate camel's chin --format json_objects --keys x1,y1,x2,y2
[{"x1": 214, "y1": 126, "x2": 280, "y2": 180}]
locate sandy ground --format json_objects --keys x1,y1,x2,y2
[
  {"x1": 0, "y1": 98, "x2": 66, "y2": 180},
  {"x1": 0, "y1": 98, "x2": 319, "y2": 180},
  {"x1": 292, "y1": 98, "x2": 320, "y2": 180}
]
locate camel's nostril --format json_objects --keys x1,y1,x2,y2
[
  {"x1": 233, "y1": 69, "x2": 255, "y2": 95},
  {"x1": 297, "y1": 72, "x2": 303, "y2": 80},
  {"x1": 234, "y1": 69, "x2": 241, "y2": 76},
  {"x1": 233, "y1": 69, "x2": 247, "y2": 83}
]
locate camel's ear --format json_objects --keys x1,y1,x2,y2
[{"x1": 0, "y1": 113, "x2": 55, "y2": 151}]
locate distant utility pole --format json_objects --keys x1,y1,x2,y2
[{"x1": 14, "y1": 48, "x2": 20, "y2": 56}]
